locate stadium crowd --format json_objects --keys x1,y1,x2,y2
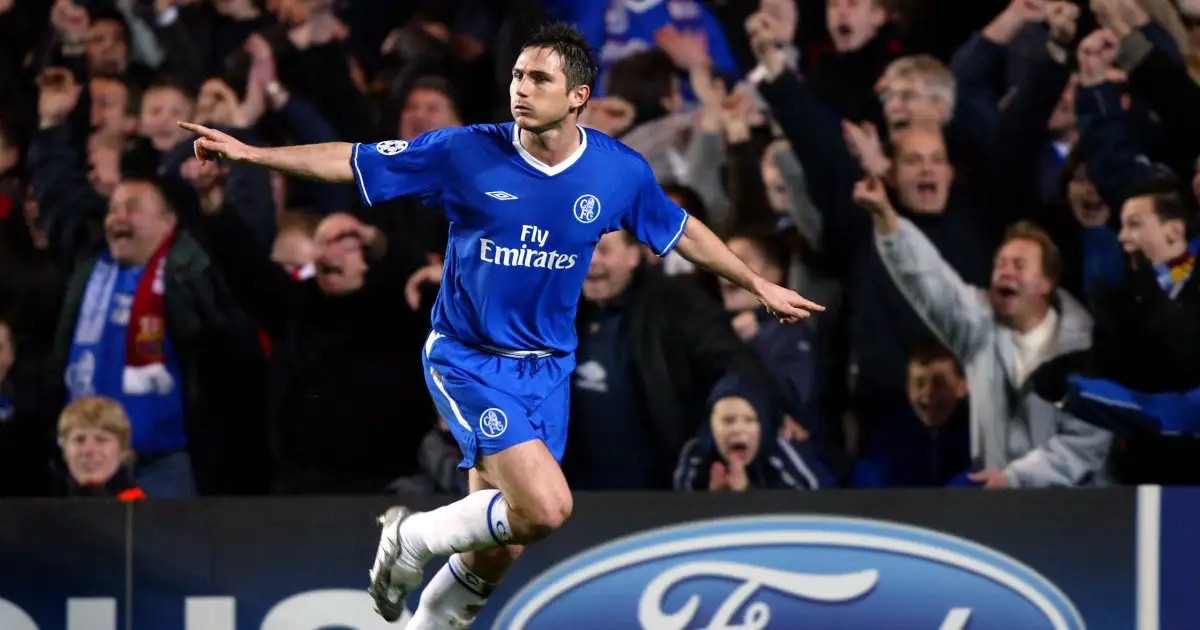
[{"x1": 0, "y1": 0, "x2": 1198, "y2": 499}]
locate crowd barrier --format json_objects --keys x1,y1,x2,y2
[{"x1": 0, "y1": 487, "x2": 1191, "y2": 629}]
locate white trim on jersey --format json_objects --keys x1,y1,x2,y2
[
  {"x1": 352, "y1": 143, "x2": 373, "y2": 206},
  {"x1": 655, "y1": 211, "x2": 689, "y2": 257},
  {"x1": 511, "y1": 124, "x2": 589, "y2": 176}
]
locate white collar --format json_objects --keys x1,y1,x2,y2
[{"x1": 511, "y1": 124, "x2": 588, "y2": 176}]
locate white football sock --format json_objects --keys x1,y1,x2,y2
[
  {"x1": 401, "y1": 489, "x2": 513, "y2": 563},
  {"x1": 406, "y1": 554, "x2": 496, "y2": 630}
]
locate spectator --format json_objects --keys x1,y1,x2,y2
[
  {"x1": 1061, "y1": 178, "x2": 1200, "y2": 484},
  {"x1": 4, "y1": 0, "x2": 1200, "y2": 499},
  {"x1": 137, "y1": 77, "x2": 195, "y2": 154},
  {"x1": 601, "y1": 49, "x2": 692, "y2": 181},
  {"x1": 0, "y1": 185, "x2": 64, "y2": 357},
  {"x1": 190, "y1": 160, "x2": 436, "y2": 494},
  {"x1": 399, "y1": 76, "x2": 463, "y2": 142},
  {"x1": 808, "y1": 0, "x2": 903, "y2": 126},
  {"x1": 720, "y1": 227, "x2": 825, "y2": 443},
  {"x1": 859, "y1": 175, "x2": 1111, "y2": 488},
  {"x1": 545, "y1": 0, "x2": 740, "y2": 102},
  {"x1": 566, "y1": 230, "x2": 777, "y2": 490},
  {"x1": 56, "y1": 396, "x2": 146, "y2": 501},
  {"x1": 748, "y1": 3, "x2": 1078, "y2": 455},
  {"x1": 46, "y1": 172, "x2": 267, "y2": 497},
  {"x1": 270, "y1": 210, "x2": 319, "y2": 278},
  {"x1": 386, "y1": 415, "x2": 470, "y2": 497},
  {"x1": 674, "y1": 372, "x2": 834, "y2": 492},
  {"x1": 0, "y1": 313, "x2": 57, "y2": 497},
  {"x1": 853, "y1": 342, "x2": 971, "y2": 488},
  {"x1": 652, "y1": 183, "x2": 722, "y2": 302}
]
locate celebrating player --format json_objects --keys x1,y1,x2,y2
[{"x1": 179, "y1": 22, "x2": 822, "y2": 629}]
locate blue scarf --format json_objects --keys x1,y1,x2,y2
[{"x1": 66, "y1": 252, "x2": 186, "y2": 453}]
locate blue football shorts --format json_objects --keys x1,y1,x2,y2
[{"x1": 422, "y1": 331, "x2": 574, "y2": 470}]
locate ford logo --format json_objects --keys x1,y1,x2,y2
[{"x1": 493, "y1": 516, "x2": 1085, "y2": 630}]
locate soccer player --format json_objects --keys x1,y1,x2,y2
[{"x1": 179, "y1": 22, "x2": 822, "y2": 629}]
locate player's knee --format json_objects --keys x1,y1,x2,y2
[{"x1": 515, "y1": 492, "x2": 572, "y2": 539}]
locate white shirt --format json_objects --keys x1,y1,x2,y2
[{"x1": 1012, "y1": 308, "x2": 1059, "y2": 386}]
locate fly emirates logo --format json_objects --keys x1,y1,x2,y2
[{"x1": 480, "y1": 224, "x2": 578, "y2": 270}]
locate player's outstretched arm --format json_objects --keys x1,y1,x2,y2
[
  {"x1": 674, "y1": 216, "x2": 825, "y2": 323},
  {"x1": 178, "y1": 121, "x2": 354, "y2": 183}
]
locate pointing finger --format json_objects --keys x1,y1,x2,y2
[
  {"x1": 179, "y1": 121, "x2": 231, "y2": 144},
  {"x1": 792, "y1": 295, "x2": 826, "y2": 312},
  {"x1": 194, "y1": 138, "x2": 222, "y2": 164}
]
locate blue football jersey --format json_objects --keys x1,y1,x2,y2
[{"x1": 351, "y1": 122, "x2": 690, "y2": 354}]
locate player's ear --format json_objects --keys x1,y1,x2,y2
[{"x1": 569, "y1": 84, "x2": 590, "y2": 112}]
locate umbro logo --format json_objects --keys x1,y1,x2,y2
[{"x1": 486, "y1": 191, "x2": 518, "y2": 201}]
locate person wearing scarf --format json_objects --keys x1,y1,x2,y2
[
  {"x1": 1056, "y1": 180, "x2": 1200, "y2": 484},
  {"x1": 62, "y1": 179, "x2": 191, "y2": 497}
]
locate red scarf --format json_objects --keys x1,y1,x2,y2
[{"x1": 122, "y1": 231, "x2": 176, "y2": 395}]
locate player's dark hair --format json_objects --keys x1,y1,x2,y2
[{"x1": 521, "y1": 22, "x2": 598, "y2": 106}]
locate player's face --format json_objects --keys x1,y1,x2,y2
[
  {"x1": 583, "y1": 232, "x2": 641, "y2": 303},
  {"x1": 510, "y1": 47, "x2": 589, "y2": 131},
  {"x1": 710, "y1": 396, "x2": 761, "y2": 465}
]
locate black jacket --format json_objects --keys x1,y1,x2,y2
[
  {"x1": 566, "y1": 267, "x2": 780, "y2": 486},
  {"x1": 51, "y1": 231, "x2": 271, "y2": 496},
  {"x1": 203, "y1": 201, "x2": 435, "y2": 494}
]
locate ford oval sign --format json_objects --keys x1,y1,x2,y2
[{"x1": 492, "y1": 516, "x2": 1086, "y2": 630}]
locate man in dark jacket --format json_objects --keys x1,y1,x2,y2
[
  {"x1": 1061, "y1": 179, "x2": 1200, "y2": 484},
  {"x1": 46, "y1": 177, "x2": 267, "y2": 497},
  {"x1": 566, "y1": 230, "x2": 780, "y2": 490},
  {"x1": 189, "y1": 155, "x2": 436, "y2": 494},
  {"x1": 31, "y1": 65, "x2": 267, "y2": 496}
]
